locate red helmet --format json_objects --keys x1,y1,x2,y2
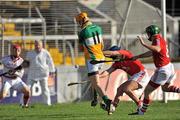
[{"x1": 12, "y1": 44, "x2": 21, "y2": 50}]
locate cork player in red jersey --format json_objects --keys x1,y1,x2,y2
[
  {"x1": 99, "y1": 46, "x2": 150, "y2": 114},
  {"x1": 130, "y1": 25, "x2": 180, "y2": 115}
]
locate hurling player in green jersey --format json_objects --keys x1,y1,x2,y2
[{"x1": 75, "y1": 12, "x2": 112, "y2": 114}]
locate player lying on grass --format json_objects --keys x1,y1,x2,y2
[
  {"x1": 130, "y1": 25, "x2": 180, "y2": 115},
  {"x1": 99, "y1": 46, "x2": 150, "y2": 115},
  {"x1": 0, "y1": 44, "x2": 30, "y2": 108}
]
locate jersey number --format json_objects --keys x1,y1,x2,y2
[
  {"x1": 92, "y1": 31, "x2": 101, "y2": 45},
  {"x1": 166, "y1": 45, "x2": 170, "y2": 58}
]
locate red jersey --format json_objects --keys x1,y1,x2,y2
[
  {"x1": 152, "y1": 34, "x2": 170, "y2": 68},
  {"x1": 112, "y1": 50, "x2": 144, "y2": 76}
]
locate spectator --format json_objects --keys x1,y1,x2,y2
[{"x1": 26, "y1": 40, "x2": 55, "y2": 106}]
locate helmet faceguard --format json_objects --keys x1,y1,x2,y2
[
  {"x1": 145, "y1": 25, "x2": 160, "y2": 41},
  {"x1": 75, "y1": 12, "x2": 89, "y2": 28}
]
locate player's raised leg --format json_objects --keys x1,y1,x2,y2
[
  {"x1": 112, "y1": 81, "x2": 143, "y2": 112},
  {"x1": 162, "y1": 83, "x2": 180, "y2": 93}
]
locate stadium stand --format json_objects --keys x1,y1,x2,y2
[
  {"x1": 0, "y1": 0, "x2": 179, "y2": 64},
  {"x1": 49, "y1": 48, "x2": 63, "y2": 65},
  {"x1": 0, "y1": 1, "x2": 114, "y2": 65}
]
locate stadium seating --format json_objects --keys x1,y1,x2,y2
[
  {"x1": 49, "y1": 48, "x2": 86, "y2": 66},
  {"x1": 65, "y1": 56, "x2": 85, "y2": 66},
  {"x1": 48, "y1": 48, "x2": 86, "y2": 66},
  {"x1": 75, "y1": 56, "x2": 85, "y2": 66},
  {"x1": 49, "y1": 48, "x2": 63, "y2": 65},
  {"x1": 4, "y1": 23, "x2": 16, "y2": 31},
  {"x1": 3, "y1": 31, "x2": 21, "y2": 36},
  {"x1": 2, "y1": 23, "x2": 21, "y2": 37}
]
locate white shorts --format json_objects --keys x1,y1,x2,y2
[
  {"x1": 86, "y1": 60, "x2": 104, "y2": 73},
  {"x1": 150, "y1": 63, "x2": 175, "y2": 85},
  {"x1": 128, "y1": 70, "x2": 150, "y2": 90},
  {"x1": 1, "y1": 77, "x2": 28, "y2": 92}
]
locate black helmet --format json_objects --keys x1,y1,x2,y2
[{"x1": 145, "y1": 25, "x2": 160, "y2": 40}]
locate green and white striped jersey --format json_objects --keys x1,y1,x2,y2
[{"x1": 78, "y1": 24, "x2": 105, "y2": 60}]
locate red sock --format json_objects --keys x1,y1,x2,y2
[
  {"x1": 140, "y1": 98, "x2": 151, "y2": 112},
  {"x1": 169, "y1": 86, "x2": 180, "y2": 93}
]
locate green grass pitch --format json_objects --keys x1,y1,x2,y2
[{"x1": 0, "y1": 101, "x2": 179, "y2": 120}]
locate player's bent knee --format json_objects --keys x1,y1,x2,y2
[
  {"x1": 90, "y1": 79, "x2": 100, "y2": 87},
  {"x1": 124, "y1": 88, "x2": 131, "y2": 94},
  {"x1": 24, "y1": 91, "x2": 30, "y2": 97},
  {"x1": 161, "y1": 83, "x2": 170, "y2": 91},
  {"x1": 161, "y1": 86, "x2": 168, "y2": 92},
  {"x1": 22, "y1": 87, "x2": 31, "y2": 95},
  {"x1": 24, "y1": 94, "x2": 30, "y2": 99},
  {"x1": 162, "y1": 87, "x2": 168, "y2": 92},
  {"x1": 116, "y1": 87, "x2": 124, "y2": 96},
  {"x1": 117, "y1": 87, "x2": 123, "y2": 92}
]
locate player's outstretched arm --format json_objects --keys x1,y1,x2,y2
[
  {"x1": 131, "y1": 51, "x2": 152, "y2": 60},
  {"x1": 103, "y1": 51, "x2": 122, "y2": 60}
]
